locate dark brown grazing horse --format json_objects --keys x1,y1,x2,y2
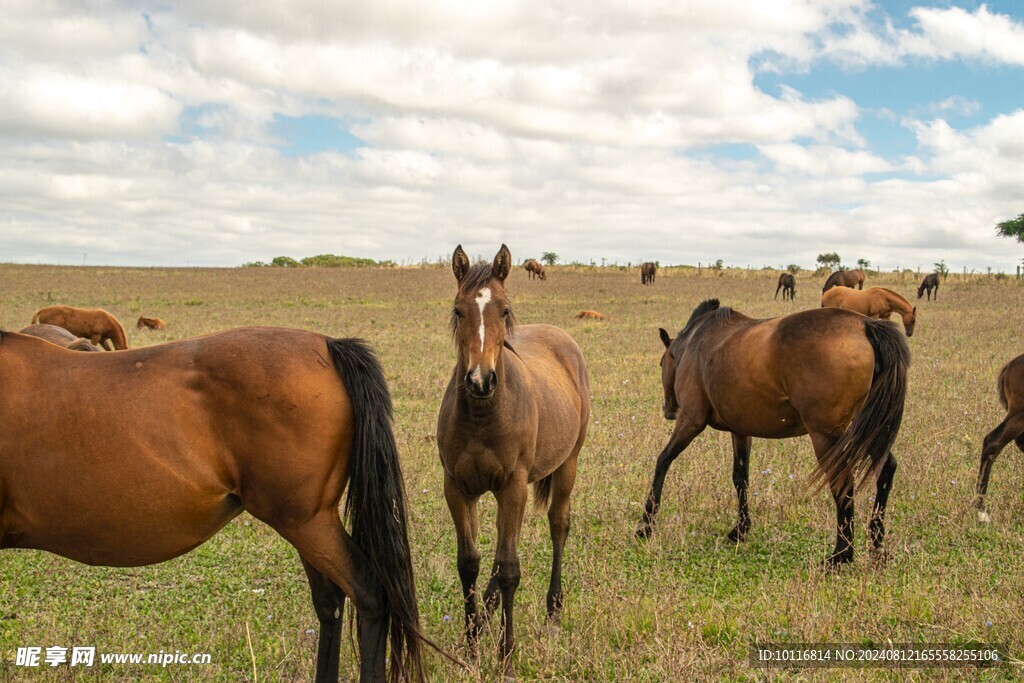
[
  {"x1": 19, "y1": 324, "x2": 103, "y2": 351},
  {"x1": 774, "y1": 272, "x2": 796, "y2": 301},
  {"x1": 438, "y1": 245, "x2": 589, "y2": 680},
  {"x1": 641, "y1": 262, "x2": 657, "y2": 285},
  {"x1": 0, "y1": 328, "x2": 424, "y2": 683},
  {"x1": 822, "y1": 268, "x2": 866, "y2": 292},
  {"x1": 918, "y1": 273, "x2": 940, "y2": 301},
  {"x1": 523, "y1": 259, "x2": 546, "y2": 281},
  {"x1": 31, "y1": 305, "x2": 128, "y2": 350},
  {"x1": 976, "y1": 353, "x2": 1024, "y2": 524},
  {"x1": 137, "y1": 316, "x2": 167, "y2": 330},
  {"x1": 821, "y1": 286, "x2": 917, "y2": 337},
  {"x1": 637, "y1": 300, "x2": 910, "y2": 568}
]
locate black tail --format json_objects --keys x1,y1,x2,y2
[
  {"x1": 813, "y1": 319, "x2": 910, "y2": 493},
  {"x1": 327, "y1": 339, "x2": 424, "y2": 683}
]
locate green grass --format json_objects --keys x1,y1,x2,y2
[{"x1": 1, "y1": 264, "x2": 1022, "y2": 681}]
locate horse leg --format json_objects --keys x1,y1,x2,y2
[
  {"x1": 727, "y1": 433, "x2": 752, "y2": 542},
  {"x1": 636, "y1": 419, "x2": 706, "y2": 538},
  {"x1": 868, "y1": 452, "x2": 898, "y2": 557},
  {"x1": 976, "y1": 412, "x2": 1024, "y2": 522},
  {"x1": 545, "y1": 455, "x2": 579, "y2": 620},
  {"x1": 282, "y1": 513, "x2": 388, "y2": 683},
  {"x1": 480, "y1": 474, "x2": 528, "y2": 681},
  {"x1": 302, "y1": 559, "x2": 346, "y2": 682},
  {"x1": 810, "y1": 433, "x2": 855, "y2": 569},
  {"x1": 774, "y1": 283, "x2": 782, "y2": 299},
  {"x1": 444, "y1": 475, "x2": 482, "y2": 654}
]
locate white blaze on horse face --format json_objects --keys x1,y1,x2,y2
[{"x1": 475, "y1": 287, "x2": 492, "y2": 353}]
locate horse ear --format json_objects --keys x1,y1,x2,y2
[
  {"x1": 659, "y1": 328, "x2": 672, "y2": 348},
  {"x1": 452, "y1": 245, "x2": 470, "y2": 282},
  {"x1": 492, "y1": 244, "x2": 512, "y2": 282}
]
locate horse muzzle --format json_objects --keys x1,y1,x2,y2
[{"x1": 465, "y1": 368, "x2": 497, "y2": 400}]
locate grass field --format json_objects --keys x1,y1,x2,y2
[{"x1": 1, "y1": 263, "x2": 1022, "y2": 681}]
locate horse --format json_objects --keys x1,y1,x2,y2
[
  {"x1": 19, "y1": 324, "x2": 102, "y2": 351},
  {"x1": 820, "y1": 286, "x2": 917, "y2": 337},
  {"x1": 0, "y1": 328, "x2": 425, "y2": 683},
  {"x1": 31, "y1": 305, "x2": 128, "y2": 350},
  {"x1": 774, "y1": 273, "x2": 796, "y2": 301},
  {"x1": 575, "y1": 310, "x2": 607, "y2": 320},
  {"x1": 641, "y1": 262, "x2": 657, "y2": 285},
  {"x1": 636, "y1": 300, "x2": 909, "y2": 569},
  {"x1": 822, "y1": 268, "x2": 866, "y2": 292},
  {"x1": 918, "y1": 273, "x2": 940, "y2": 301},
  {"x1": 523, "y1": 259, "x2": 547, "y2": 281},
  {"x1": 976, "y1": 353, "x2": 1024, "y2": 524},
  {"x1": 437, "y1": 245, "x2": 589, "y2": 680},
  {"x1": 137, "y1": 316, "x2": 167, "y2": 330}
]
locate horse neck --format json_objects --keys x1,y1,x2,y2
[{"x1": 881, "y1": 289, "x2": 911, "y2": 314}]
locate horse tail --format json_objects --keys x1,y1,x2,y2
[
  {"x1": 533, "y1": 475, "x2": 553, "y2": 511},
  {"x1": 813, "y1": 318, "x2": 910, "y2": 494},
  {"x1": 326, "y1": 338, "x2": 425, "y2": 683},
  {"x1": 30, "y1": 308, "x2": 43, "y2": 324},
  {"x1": 996, "y1": 361, "x2": 1011, "y2": 410}
]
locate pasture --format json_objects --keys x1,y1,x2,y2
[{"x1": 1, "y1": 263, "x2": 1022, "y2": 681}]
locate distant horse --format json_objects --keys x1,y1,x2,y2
[
  {"x1": 438, "y1": 245, "x2": 589, "y2": 680},
  {"x1": 524, "y1": 259, "x2": 547, "y2": 281},
  {"x1": 637, "y1": 300, "x2": 909, "y2": 568},
  {"x1": 137, "y1": 316, "x2": 167, "y2": 330},
  {"x1": 822, "y1": 269, "x2": 866, "y2": 292},
  {"x1": 31, "y1": 305, "x2": 128, "y2": 350},
  {"x1": 641, "y1": 262, "x2": 657, "y2": 285},
  {"x1": 0, "y1": 328, "x2": 425, "y2": 683},
  {"x1": 821, "y1": 286, "x2": 917, "y2": 337},
  {"x1": 575, "y1": 310, "x2": 606, "y2": 320},
  {"x1": 976, "y1": 354, "x2": 1024, "y2": 524},
  {"x1": 774, "y1": 273, "x2": 796, "y2": 301},
  {"x1": 918, "y1": 273, "x2": 940, "y2": 301},
  {"x1": 19, "y1": 324, "x2": 102, "y2": 351}
]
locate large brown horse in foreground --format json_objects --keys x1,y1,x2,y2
[
  {"x1": 637, "y1": 300, "x2": 910, "y2": 568},
  {"x1": 438, "y1": 245, "x2": 589, "y2": 680},
  {"x1": 976, "y1": 353, "x2": 1024, "y2": 524},
  {"x1": 19, "y1": 324, "x2": 102, "y2": 351},
  {"x1": 821, "y1": 286, "x2": 917, "y2": 336},
  {"x1": 822, "y1": 268, "x2": 866, "y2": 292},
  {"x1": 774, "y1": 272, "x2": 796, "y2": 301},
  {"x1": 641, "y1": 262, "x2": 657, "y2": 285},
  {"x1": 0, "y1": 328, "x2": 424, "y2": 682},
  {"x1": 31, "y1": 305, "x2": 128, "y2": 350}
]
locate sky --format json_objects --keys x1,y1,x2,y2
[{"x1": 1, "y1": 1, "x2": 1023, "y2": 271}]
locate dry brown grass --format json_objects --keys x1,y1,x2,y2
[{"x1": 1, "y1": 264, "x2": 1022, "y2": 681}]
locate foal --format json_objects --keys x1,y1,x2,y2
[{"x1": 437, "y1": 245, "x2": 589, "y2": 680}]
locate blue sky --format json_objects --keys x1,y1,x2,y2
[{"x1": 1, "y1": 1, "x2": 1023, "y2": 270}]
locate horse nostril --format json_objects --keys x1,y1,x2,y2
[{"x1": 488, "y1": 370, "x2": 497, "y2": 388}]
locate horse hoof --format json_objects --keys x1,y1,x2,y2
[
  {"x1": 977, "y1": 510, "x2": 992, "y2": 524},
  {"x1": 726, "y1": 527, "x2": 747, "y2": 543},
  {"x1": 635, "y1": 523, "x2": 654, "y2": 540}
]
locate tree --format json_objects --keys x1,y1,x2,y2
[
  {"x1": 934, "y1": 260, "x2": 949, "y2": 279},
  {"x1": 856, "y1": 258, "x2": 871, "y2": 270},
  {"x1": 816, "y1": 252, "x2": 841, "y2": 269},
  {"x1": 995, "y1": 213, "x2": 1024, "y2": 243},
  {"x1": 271, "y1": 255, "x2": 300, "y2": 268},
  {"x1": 786, "y1": 264, "x2": 800, "y2": 274},
  {"x1": 541, "y1": 251, "x2": 559, "y2": 266}
]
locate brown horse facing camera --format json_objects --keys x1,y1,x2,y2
[
  {"x1": 918, "y1": 273, "x2": 940, "y2": 301},
  {"x1": 822, "y1": 268, "x2": 866, "y2": 292},
  {"x1": 821, "y1": 286, "x2": 917, "y2": 336},
  {"x1": 19, "y1": 324, "x2": 102, "y2": 351},
  {"x1": 976, "y1": 353, "x2": 1024, "y2": 524},
  {"x1": 137, "y1": 316, "x2": 167, "y2": 330},
  {"x1": 438, "y1": 245, "x2": 589, "y2": 680},
  {"x1": 31, "y1": 305, "x2": 128, "y2": 350},
  {"x1": 0, "y1": 328, "x2": 425, "y2": 683},
  {"x1": 774, "y1": 272, "x2": 796, "y2": 301},
  {"x1": 641, "y1": 262, "x2": 657, "y2": 285},
  {"x1": 637, "y1": 300, "x2": 910, "y2": 569},
  {"x1": 523, "y1": 259, "x2": 546, "y2": 281}
]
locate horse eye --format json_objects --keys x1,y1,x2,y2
[
  {"x1": 452, "y1": 309, "x2": 463, "y2": 319},
  {"x1": 502, "y1": 308, "x2": 511, "y2": 318}
]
